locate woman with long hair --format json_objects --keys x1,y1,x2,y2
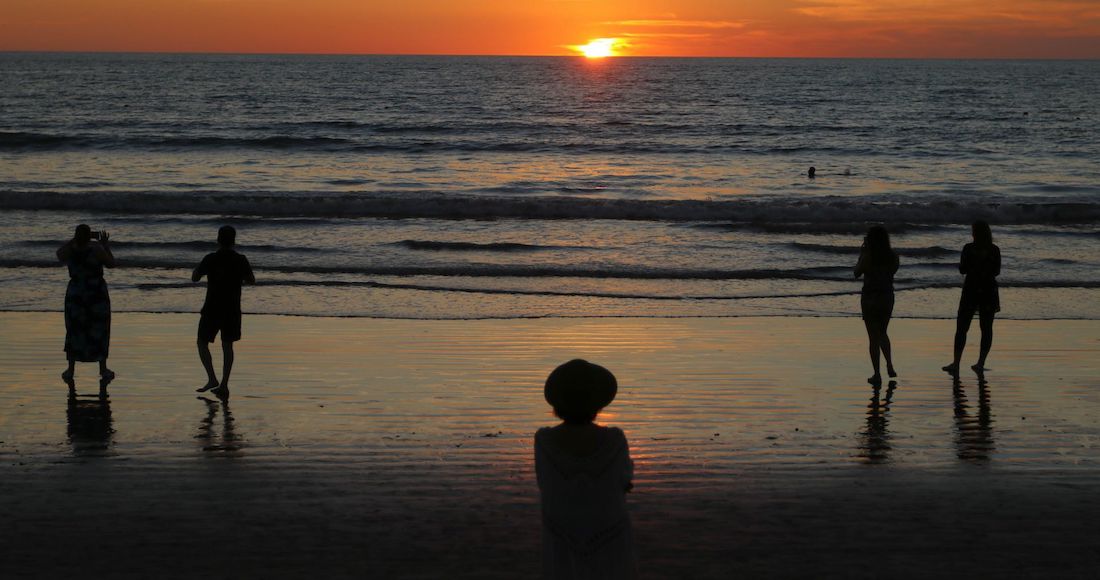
[
  {"x1": 57, "y1": 224, "x2": 116, "y2": 385},
  {"x1": 943, "y1": 220, "x2": 1001, "y2": 375},
  {"x1": 855, "y1": 226, "x2": 899, "y2": 385}
]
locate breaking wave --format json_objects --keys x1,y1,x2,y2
[{"x1": 3, "y1": 190, "x2": 1099, "y2": 225}]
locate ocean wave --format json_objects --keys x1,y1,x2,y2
[
  {"x1": 1012, "y1": 227, "x2": 1100, "y2": 238},
  {"x1": 1039, "y1": 258, "x2": 1079, "y2": 265},
  {"x1": 0, "y1": 131, "x2": 73, "y2": 148},
  {"x1": 130, "y1": 278, "x2": 1100, "y2": 300},
  {"x1": 393, "y1": 240, "x2": 571, "y2": 252},
  {"x1": 134, "y1": 279, "x2": 865, "y2": 301},
  {"x1": 789, "y1": 242, "x2": 957, "y2": 257},
  {"x1": 0, "y1": 258, "x2": 862, "y2": 280},
  {"x1": 6, "y1": 255, "x2": 1096, "y2": 287},
  {"x1": 0, "y1": 131, "x2": 354, "y2": 151},
  {"x1": 690, "y1": 222, "x2": 950, "y2": 234},
  {"x1": 16, "y1": 239, "x2": 327, "y2": 253},
  {"x1": 0, "y1": 130, "x2": 973, "y2": 156},
  {"x1": 3, "y1": 191, "x2": 1100, "y2": 225}
]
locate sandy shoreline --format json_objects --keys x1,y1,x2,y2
[{"x1": 2, "y1": 313, "x2": 1099, "y2": 578}]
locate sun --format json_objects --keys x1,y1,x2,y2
[{"x1": 574, "y1": 38, "x2": 621, "y2": 58}]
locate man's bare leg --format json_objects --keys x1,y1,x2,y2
[
  {"x1": 213, "y1": 340, "x2": 234, "y2": 399},
  {"x1": 196, "y1": 338, "x2": 219, "y2": 392}
]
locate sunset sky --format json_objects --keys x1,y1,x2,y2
[{"x1": 2, "y1": 0, "x2": 1098, "y2": 58}]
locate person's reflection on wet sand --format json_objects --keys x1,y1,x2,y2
[
  {"x1": 858, "y1": 380, "x2": 896, "y2": 464},
  {"x1": 952, "y1": 376, "x2": 995, "y2": 462},
  {"x1": 196, "y1": 396, "x2": 242, "y2": 456},
  {"x1": 67, "y1": 387, "x2": 114, "y2": 457}
]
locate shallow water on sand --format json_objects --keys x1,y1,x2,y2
[{"x1": 3, "y1": 314, "x2": 1099, "y2": 475}]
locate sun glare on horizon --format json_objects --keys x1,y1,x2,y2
[{"x1": 574, "y1": 38, "x2": 622, "y2": 58}]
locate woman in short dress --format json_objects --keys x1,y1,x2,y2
[
  {"x1": 535, "y1": 359, "x2": 636, "y2": 580},
  {"x1": 57, "y1": 224, "x2": 116, "y2": 385},
  {"x1": 943, "y1": 220, "x2": 1001, "y2": 375},
  {"x1": 855, "y1": 226, "x2": 899, "y2": 385}
]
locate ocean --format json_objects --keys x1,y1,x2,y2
[{"x1": 1, "y1": 53, "x2": 1098, "y2": 319}]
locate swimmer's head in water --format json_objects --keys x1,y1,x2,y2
[{"x1": 808, "y1": 166, "x2": 816, "y2": 178}]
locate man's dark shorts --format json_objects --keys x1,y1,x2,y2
[{"x1": 198, "y1": 310, "x2": 242, "y2": 343}]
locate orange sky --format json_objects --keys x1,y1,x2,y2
[{"x1": 2, "y1": 0, "x2": 1098, "y2": 58}]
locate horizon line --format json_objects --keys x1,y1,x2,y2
[{"x1": 2, "y1": 49, "x2": 1098, "y2": 61}]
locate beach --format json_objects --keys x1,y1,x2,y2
[
  {"x1": 2, "y1": 312, "x2": 1099, "y2": 578},
  {"x1": 3, "y1": 53, "x2": 1100, "y2": 578}
]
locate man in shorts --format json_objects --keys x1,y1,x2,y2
[{"x1": 193, "y1": 225, "x2": 255, "y2": 398}]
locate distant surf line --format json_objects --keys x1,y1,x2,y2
[{"x1": 3, "y1": 191, "x2": 1100, "y2": 225}]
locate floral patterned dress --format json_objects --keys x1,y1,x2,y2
[{"x1": 64, "y1": 245, "x2": 111, "y2": 362}]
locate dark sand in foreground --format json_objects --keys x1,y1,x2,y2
[{"x1": 2, "y1": 313, "x2": 1099, "y2": 578}]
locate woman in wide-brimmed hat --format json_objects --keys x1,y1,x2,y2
[{"x1": 535, "y1": 359, "x2": 637, "y2": 580}]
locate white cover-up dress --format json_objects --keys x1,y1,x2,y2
[{"x1": 535, "y1": 426, "x2": 637, "y2": 580}]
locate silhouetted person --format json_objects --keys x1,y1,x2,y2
[
  {"x1": 943, "y1": 220, "x2": 1000, "y2": 375},
  {"x1": 536, "y1": 360, "x2": 637, "y2": 579},
  {"x1": 855, "y1": 226, "x2": 899, "y2": 385},
  {"x1": 193, "y1": 226, "x2": 255, "y2": 399},
  {"x1": 57, "y1": 224, "x2": 116, "y2": 386},
  {"x1": 808, "y1": 166, "x2": 816, "y2": 179}
]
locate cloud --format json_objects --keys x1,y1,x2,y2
[
  {"x1": 608, "y1": 19, "x2": 747, "y2": 29},
  {"x1": 599, "y1": 18, "x2": 752, "y2": 47},
  {"x1": 794, "y1": 0, "x2": 1100, "y2": 26},
  {"x1": 619, "y1": 32, "x2": 711, "y2": 39}
]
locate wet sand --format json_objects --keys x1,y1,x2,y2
[{"x1": 2, "y1": 313, "x2": 1099, "y2": 578}]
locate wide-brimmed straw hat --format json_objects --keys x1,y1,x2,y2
[{"x1": 544, "y1": 359, "x2": 617, "y2": 416}]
